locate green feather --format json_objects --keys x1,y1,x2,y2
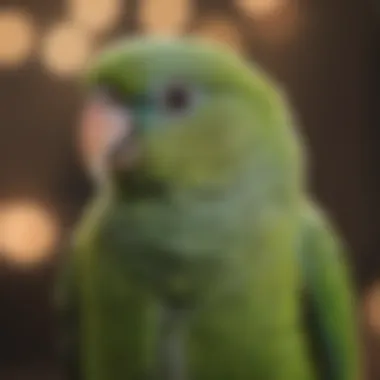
[{"x1": 57, "y1": 36, "x2": 361, "y2": 380}]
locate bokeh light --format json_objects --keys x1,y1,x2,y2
[
  {"x1": 0, "y1": 10, "x2": 36, "y2": 67},
  {"x1": 365, "y1": 283, "x2": 380, "y2": 335},
  {"x1": 237, "y1": 0, "x2": 302, "y2": 45},
  {"x1": 235, "y1": 0, "x2": 287, "y2": 19},
  {"x1": 138, "y1": 0, "x2": 192, "y2": 35},
  {"x1": 40, "y1": 22, "x2": 94, "y2": 77},
  {"x1": 193, "y1": 15, "x2": 244, "y2": 53},
  {"x1": 0, "y1": 201, "x2": 59, "y2": 267},
  {"x1": 67, "y1": 0, "x2": 123, "y2": 34}
]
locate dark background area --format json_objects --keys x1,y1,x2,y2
[{"x1": 0, "y1": 0, "x2": 379, "y2": 378}]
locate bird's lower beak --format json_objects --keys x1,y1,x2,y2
[
  {"x1": 78, "y1": 94, "x2": 140, "y2": 176},
  {"x1": 107, "y1": 128, "x2": 141, "y2": 172}
]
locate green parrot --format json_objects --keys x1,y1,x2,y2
[{"x1": 56, "y1": 36, "x2": 361, "y2": 380}]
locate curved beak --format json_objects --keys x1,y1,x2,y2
[{"x1": 78, "y1": 93, "x2": 140, "y2": 178}]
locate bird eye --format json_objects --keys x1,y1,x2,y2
[{"x1": 159, "y1": 83, "x2": 195, "y2": 115}]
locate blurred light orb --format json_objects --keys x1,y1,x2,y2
[
  {"x1": 0, "y1": 201, "x2": 59, "y2": 267},
  {"x1": 237, "y1": 0, "x2": 301, "y2": 46},
  {"x1": 67, "y1": 0, "x2": 123, "y2": 33},
  {"x1": 41, "y1": 22, "x2": 93, "y2": 77},
  {"x1": 0, "y1": 10, "x2": 35, "y2": 67},
  {"x1": 193, "y1": 16, "x2": 243, "y2": 53},
  {"x1": 365, "y1": 283, "x2": 380, "y2": 335},
  {"x1": 235, "y1": 0, "x2": 286, "y2": 19},
  {"x1": 138, "y1": 0, "x2": 192, "y2": 35}
]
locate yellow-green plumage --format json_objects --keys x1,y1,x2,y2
[{"x1": 56, "y1": 37, "x2": 360, "y2": 380}]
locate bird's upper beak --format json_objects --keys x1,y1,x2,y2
[{"x1": 78, "y1": 93, "x2": 141, "y2": 178}]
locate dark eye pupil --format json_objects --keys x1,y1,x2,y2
[{"x1": 163, "y1": 85, "x2": 190, "y2": 112}]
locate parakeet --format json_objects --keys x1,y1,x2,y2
[{"x1": 56, "y1": 36, "x2": 361, "y2": 380}]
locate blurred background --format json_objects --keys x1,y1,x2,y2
[{"x1": 0, "y1": 0, "x2": 378, "y2": 378}]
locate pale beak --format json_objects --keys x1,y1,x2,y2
[{"x1": 78, "y1": 93, "x2": 139, "y2": 180}]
